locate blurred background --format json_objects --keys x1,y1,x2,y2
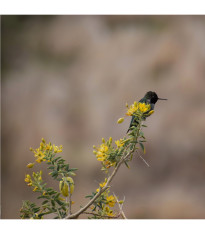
[{"x1": 2, "y1": 15, "x2": 205, "y2": 219}]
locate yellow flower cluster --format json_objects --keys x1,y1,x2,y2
[
  {"x1": 106, "y1": 195, "x2": 116, "y2": 207},
  {"x1": 25, "y1": 171, "x2": 43, "y2": 192},
  {"x1": 126, "y1": 101, "x2": 139, "y2": 116},
  {"x1": 93, "y1": 137, "x2": 116, "y2": 168},
  {"x1": 138, "y1": 102, "x2": 151, "y2": 113},
  {"x1": 115, "y1": 139, "x2": 125, "y2": 148},
  {"x1": 96, "y1": 179, "x2": 107, "y2": 193},
  {"x1": 126, "y1": 102, "x2": 151, "y2": 116},
  {"x1": 29, "y1": 138, "x2": 63, "y2": 164},
  {"x1": 25, "y1": 174, "x2": 32, "y2": 186},
  {"x1": 104, "y1": 206, "x2": 115, "y2": 217},
  {"x1": 95, "y1": 179, "x2": 117, "y2": 217}
]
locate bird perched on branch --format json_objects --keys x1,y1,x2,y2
[{"x1": 127, "y1": 91, "x2": 167, "y2": 133}]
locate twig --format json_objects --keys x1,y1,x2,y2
[
  {"x1": 136, "y1": 150, "x2": 150, "y2": 167},
  {"x1": 83, "y1": 212, "x2": 120, "y2": 219},
  {"x1": 64, "y1": 148, "x2": 134, "y2": 219},
  {"x1": 114, "y1": 194, "x2": 127, "y2": 219},
  {"x1": 68, "y1": 184, "x2": 72, "y2": 215}
]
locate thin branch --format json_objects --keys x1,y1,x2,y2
[
  {"x1": 68, "y1": 184, "x2": 72, "y2": 215},
  {"x1": 136, "y1": 150, "x2": 150, "y2": 167},
  {"x1": 83, "y1": 211, "x2": 120, "y2": 219},
  {"x1": 114, "y1": 194, "x2": 127, "y2": 219},
  {"x1": 65, "y1": 147, "x2": 134, "y2": 219}
]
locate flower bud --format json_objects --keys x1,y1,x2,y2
[
  {"x1": 41, "y1": 138, "x2": 46, "y2": 144},
  {"x1": 27, "y1": 163, "x2": 35, "y2": 168},
  {"x1": 118, "y1": 200, "x2": 124, "y2": 204},
  {"x1": 59, "y1": 177, "x2": 74, "y2": 197},
  {"x1": 117, "y1": 117, "x2": 124, "y2": 124}
]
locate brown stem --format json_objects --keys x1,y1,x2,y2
[{"x1": 65, "y1": 147, "x2": 134, "y2": 219}]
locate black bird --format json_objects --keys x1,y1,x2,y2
[{"x1": 127, "y1": 91, "x2": 167, "y2": 133}]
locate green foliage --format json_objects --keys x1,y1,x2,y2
[
  {"x1": 21, "y1": 101, "x2": 152, "y2": 219},
  {"x1": 22, "y1": 139, "x2": 77, "y2": 219}
]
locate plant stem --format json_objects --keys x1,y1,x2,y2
[{"x1": 65, "y1": 147, "x2": 134, "y2": 219}]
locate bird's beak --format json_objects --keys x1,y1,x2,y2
[{"x1": 158, "y1": 98, "x2": 168, "y2": 100}]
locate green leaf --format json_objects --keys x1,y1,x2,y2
[
  {"x1": 54, "y1": 193, "x2": 61, "y2": 200},
  {"x1": 51, "y1": 200, "x2": 55, "y2": 207},
  {"x1": 37, "y1": 196, "x2": 46, "y2": 199},
  {"x1": 68, "y1": 168, "x2": 78, "y2": 172},
  {"x1": 55, "y1": 199, "x2": 64, "y2": 206},
  {"x1": 42, "y1": 200, "x2": 49, "y2": 205},
  {"x1": 53, "y1": 157, "x2": 61, "y2": 162},
  {"x1": 139, "y1": 142, "x2": 146, "y2": 154},
  {"x1": 67, "y1": 172, "x2": 76, "y2": 176},
  {"x1": 124, "y1": 161, "x2": 130, "y2": 169}
]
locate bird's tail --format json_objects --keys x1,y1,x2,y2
[{"x1": 127, "y1": 115, "x2": 139, "y2": 133}]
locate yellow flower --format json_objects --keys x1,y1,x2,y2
[
  {"x1": 95, "y1": 144, "x2": 109, "y2": 161},
  {"x1": 138, "y1": 102, "x2": 150, "y2": 113},
  {"x1": 35, "y1": 151, "x2": 46, "y2": 163},
  {"x1": 117, "y1": 117, "x2": 124, "y2": 124},
  {"x1": 106, "y1": 195, "x2": 116, "y2": 207},
  {"x1": 104, "y1": 160, "x2": 116, "y2": 168},
  {"x1": 104, "y1": 206, "x2": 114, "y2": 217},
  {"x1": 100, "y1": 181, "x2": 107, "y2": 188},
  {"x1": 46, "y1": 144, "x2": 52, "y2": 151},
  {"x1": 115, "y1": 139, "x2": 124, "y2": 148},
  {"x1": 53, "y1": 145, "x2": 63, "y2": 153},
  {"x1": 107, "y1": 211, "x2": 114, "y2": 217},
  {"x1": 33, "y1": 186, "x2": 38, "y2": 192},
  {"x1": 100, "y1": 144, "x2": 108, "y2": 153},
  {"x1": 126, "y1": 101, "x2": 138, "y2": 116},
  {"x1": 35, "y1": 156, "x2": 45, "y2": 163},
  {"x1": 96, "y1": 179, "x2": 107, "y2": 192},
  {"x1": 25, "y1": 174, "x2": 31, "y2": 183}
]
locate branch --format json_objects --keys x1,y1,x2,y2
[
  {"x1": 68, "y1": 185, "x2": 72, "y2": 215},
  {"x1": 83, "y1": 212, "x2": 120, "y2": 219},
  {"x1": 65, "y1": 147, "x2": 134, "y2": 219},
  {"x1": 114, "y1": 194, "x2": 127, "y2": 219}
]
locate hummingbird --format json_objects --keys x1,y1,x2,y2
[{"x1": 127, "y1": 91, "x2": 167, "y2": 133}]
